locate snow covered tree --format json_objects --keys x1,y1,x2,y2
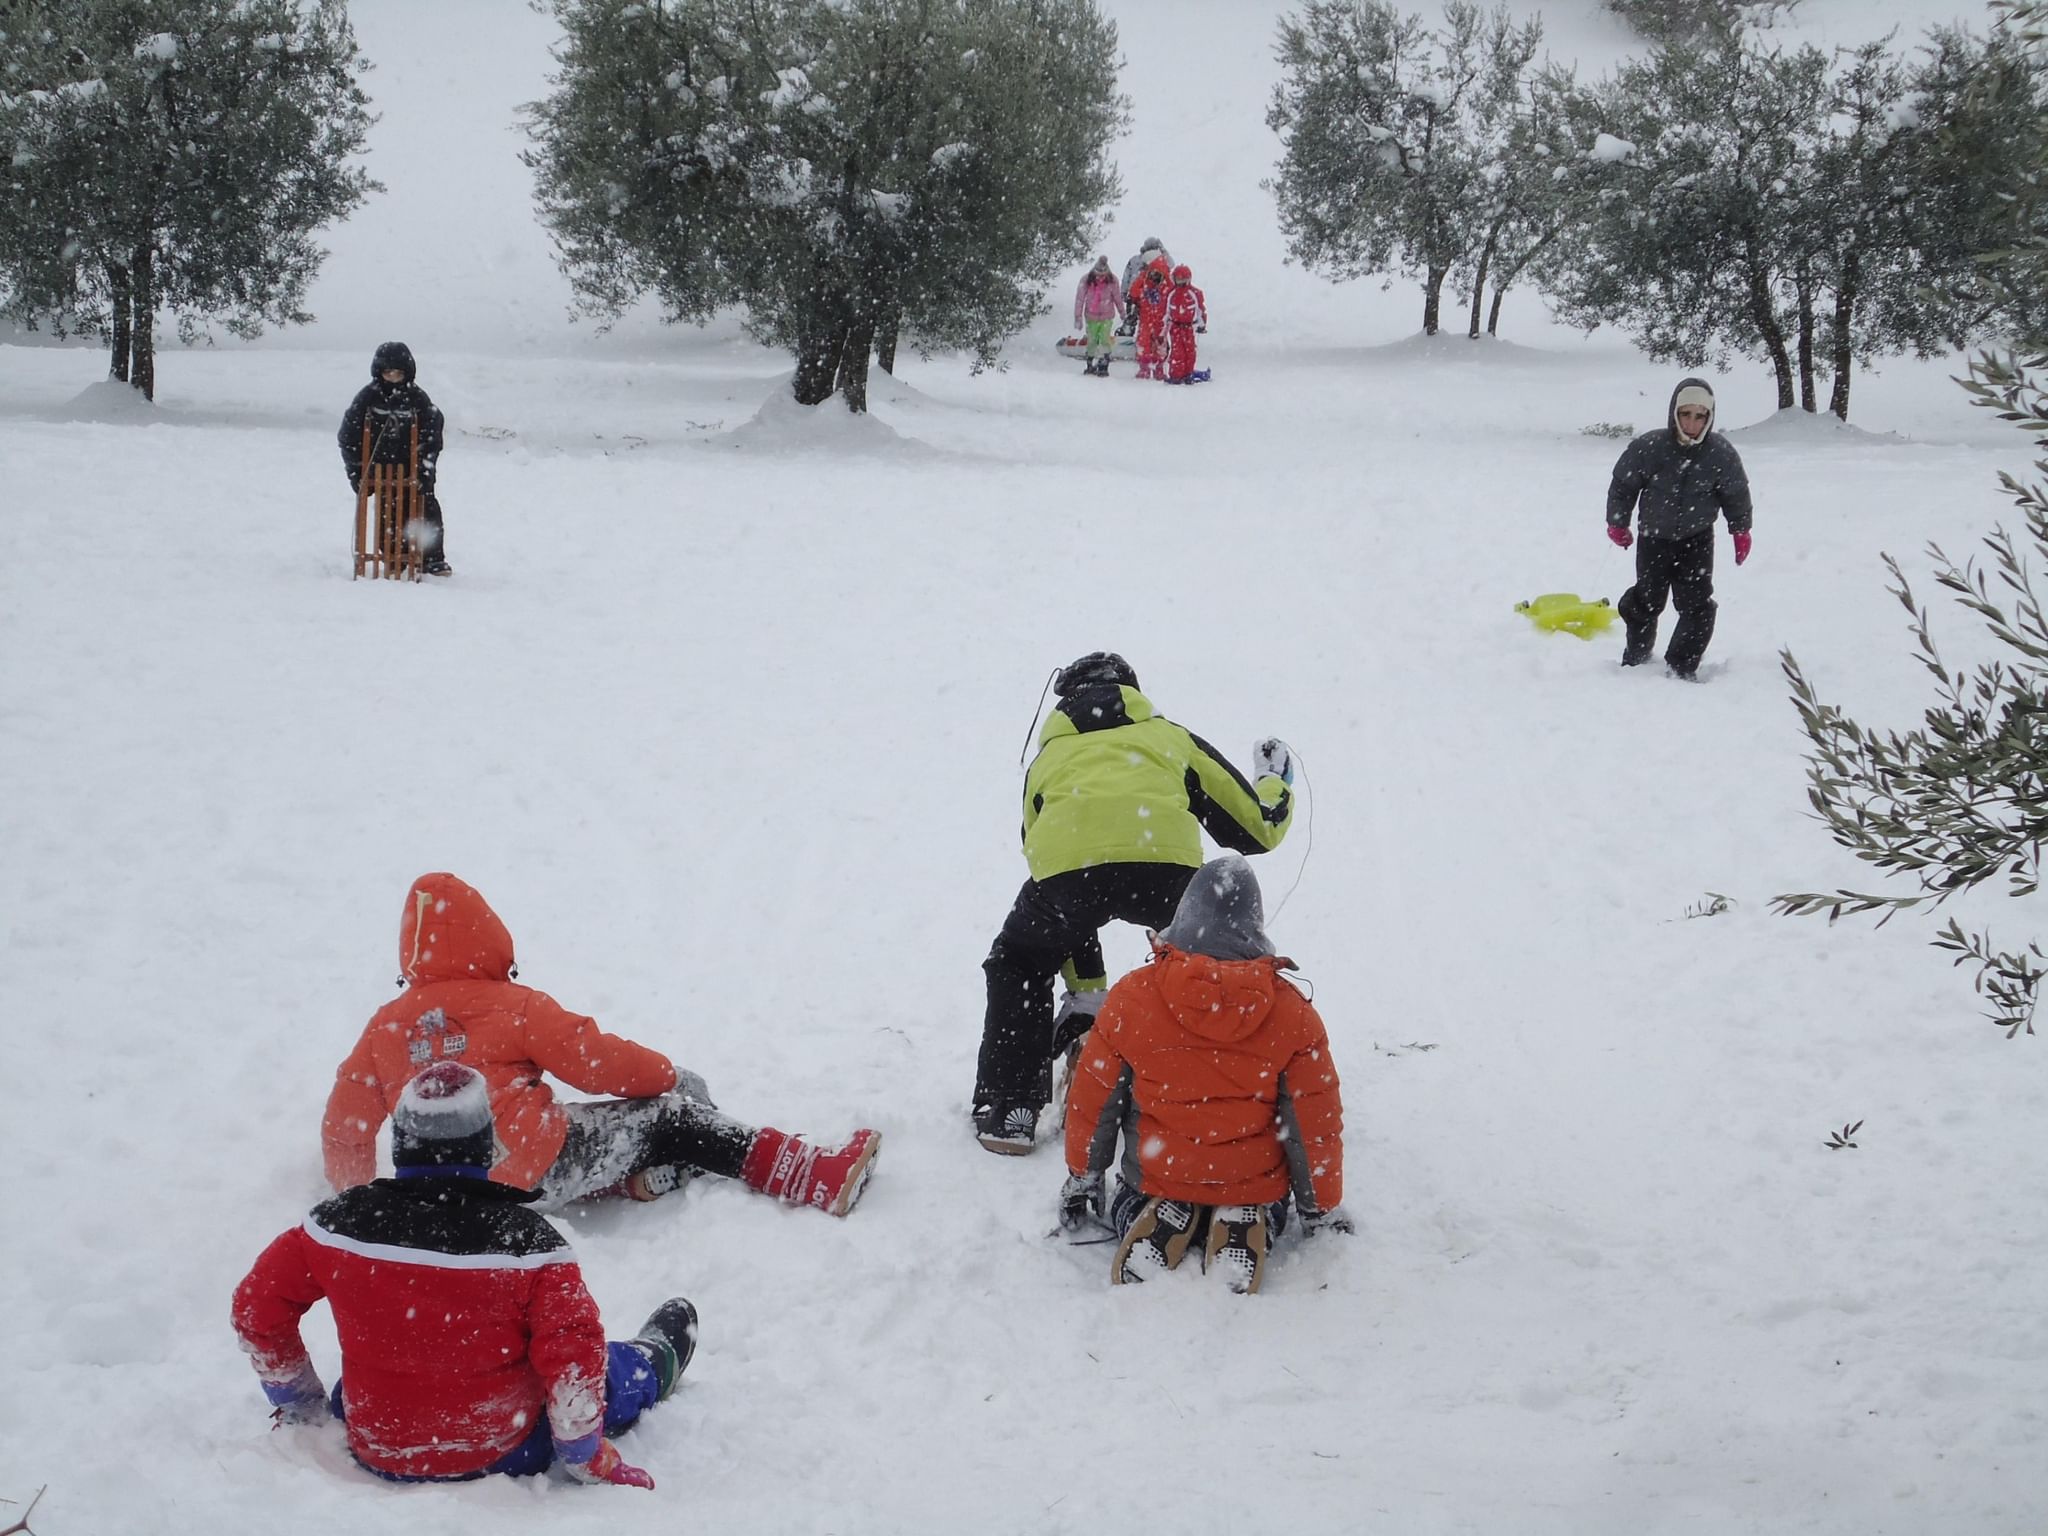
[
  {"x1": 0, "y1": 0, "x2": 378, "y2": 400},
  {"x1": 1460, "y1": 62, "x2": 1631, "y2": 338},
  {"x1": 1543, "y1": 34, "x2": 1828, "y2": 410},
  {"x1": 1774, "y1": 1, "x2": 2048, "y2": 1035},
  {"x1": 1600, "y1": 0, "x2": 1798, "y2": 44},
  {"x1": 1265, "y1": 0, "x2": 1546, "y2": 337},
  {"x1": 523, "y1": 0, "x2": 1126, "y2": 413},
  {"x1": 1547, "y1": 27, "x2": 2038, "y2": 420}
]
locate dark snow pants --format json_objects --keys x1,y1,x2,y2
[
  {"x1": 420, "y1": 488, "x2": 447, "y2": 563},
  {"x1": 975, "y1": 862, "x2": 1195, "y2": 1111},
  {"x1": 535, "y1": 1085, "x2": 757, "y2": 1207},
  {"x1": 1619, "y1": 529, "x2": 1716, "y2": 675}
]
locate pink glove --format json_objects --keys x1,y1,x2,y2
[
  {"x1": 1732, "y1": 529, "x2": 1752, "y2": 566},
  {"x1": 562, "y1": 1438, "x2": 655, "y2": 1490},
  {"x1": 1607, "y1": 525, "x2": 1634, "y2": 550}
]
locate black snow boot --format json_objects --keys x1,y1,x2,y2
[
  {"x1": 974, "y1": 1103, "x2": 1038, "y2": 1155},
  {"x1": 633, "y1": 1297, "x2": 699, "y2": 1401}
]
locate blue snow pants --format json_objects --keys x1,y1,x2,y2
[{"x1": 334, "y1": 1340, "x2": 664, "y2": 1482}]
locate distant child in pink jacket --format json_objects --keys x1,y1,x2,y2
[{"x1": 1074, "y1": 257, "x2": 1124, "y2": 377}]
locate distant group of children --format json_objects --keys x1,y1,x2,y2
[{"x1": 1072, "y1": 236, "x2": 1207, "y2": 382}]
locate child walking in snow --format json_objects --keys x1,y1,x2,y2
[
  {"x1": 238, "y1": 1063, "x2": 696, "y2": 1487},
  {"x1": 1162, "y1": 263, "x2": 1208, "y2": 384},
  {"x1": 322, "y1": 872, "x2": 880, "y2": 1216},
  {"x1": 1059, "y1": 856, "x2": 1350, "y2": 1294},
  {"x1": 1605, "y1": 375, "x2": 1754, "y2": 680},
  {"x1": 1128, "y1": 258, "x2": 1172, "y2": 381},
  {"x1": 1074, "y1": 256, "x2": 1124, "y2": 376}
]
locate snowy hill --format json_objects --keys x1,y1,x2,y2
[{"x1": 5, "y1": 2, "x2": 2046, "y2": 1534}]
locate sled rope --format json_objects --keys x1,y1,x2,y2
[
  {"x1": 1268, "y1": 748, "x2": 1314, "y2": 923},
  {"x1": 1017, "y1": 668, "x2": 1058, "y2": 768}
]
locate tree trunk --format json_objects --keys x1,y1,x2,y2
[
  {"x1": 1796, "y1": 278, "x2": 1817, "y2": 413},
  {"x1": 876, "y1": 308, "x2": 899, "y2": 376},
  {"x1": 1742, "y1": 254, "x2": 1794, "y2": 411},
  {"x1": 107, "y1": 261, "x2": 132, "y2": 383},
  {"x1": 1829, "y1": 252, "x2": 1861, "y2": 421},
  {"x1": 1422, "y1": 266, "x2": 1448, "y2": 336},
  {"x1": 130, "y1": 242, "x2": 156, "y2": 401},
  {"x1": 1487, "y1": 285, "x2": 1505, "y2": 337},
  {"x1": 1474, "y1": 219, "x2": 1507, "y2": 339},
  {"x1": 836, "y1": 315, "x2": 876, "y2": 414},
  {"x1": 1468, "y1": 223, "x2": 1501, "y2": 339},
  {"x1": 793, "y1": 326, "x2": 847, "y2": 406}
]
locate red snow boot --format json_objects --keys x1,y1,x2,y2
[{"x1": 741, "y1": 1127, "x2": 880, "y2": 1216}]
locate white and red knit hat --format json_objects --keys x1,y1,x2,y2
[{"x1": 392, "y1": 1061, "x2": 495, "y2": 1172}]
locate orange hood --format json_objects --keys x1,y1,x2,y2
[
  {"x1": 398, "y1": 873, "x2": 516, "y2": 984},
  {"x1": 1150, "y1": 943, "x2": 1281, "y2": 1043}
]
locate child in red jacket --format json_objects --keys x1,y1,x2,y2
[
  {"x1": 1162, "y1": 264, "x2": 1208, "y2": 384},
  {"x1": 1127, "y1": 258, "x2": 1172, "y2": 380},
  {"x1": 322, "y1": 872, "x2": 879, "y2": 1215},
  {"x1": 1060, "y1": 856, "x2": 1350, "y2": 1293},
  {"x1": 236, "y1": 1063, "x2": 697, "y2": 1485}
]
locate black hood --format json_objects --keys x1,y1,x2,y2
[{"x1": 371, "y1": 341, "x2": 417, "y2": 385}]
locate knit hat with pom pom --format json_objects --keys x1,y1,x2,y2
[{"x1": 392, "y1": 1059, "x2": 495, "y2": 1174}]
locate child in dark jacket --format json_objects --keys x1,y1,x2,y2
[
  {"x1": 339, "y1": 341, "x2": 452, "y2": 576},
  {"x1": 1605, "y1": 376, "x2": 1755, "y2": 679}
]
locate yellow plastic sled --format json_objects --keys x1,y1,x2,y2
[{"x1": 1514, "y1": 592, "x2": 1617, "y2": 641}]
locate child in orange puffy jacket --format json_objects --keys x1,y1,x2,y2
[
  {"x1": 321, "y1": 872, "x2": 880, "y2": 1216},
  {"x1": 1060, "y1": 855, "x2": 1348, "y2": 1293}
]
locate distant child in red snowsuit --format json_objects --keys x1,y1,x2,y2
[
  {"x1": 1128, "y1": 257, "x2": 1171, "y2": 380},
  {"x1": 1163, "y1": 264, "x2": 1207, "y2": 384}
]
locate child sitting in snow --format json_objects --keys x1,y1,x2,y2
[
  {"x1": 238, "y1": 1062, "x2": 695, "y2": 1486},
  {"x1": 322, "y1": 872, "x2": 880, "y2": 1217},
  {"x1": 1058, "y1": 854, "x2": 1349, "y2": 1294}
]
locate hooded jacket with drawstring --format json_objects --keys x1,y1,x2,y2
[
  {"x1": 338, "y1": 341, "x2": 446, "y2": 484},
  {"x1": 321, "y1": 873, "x2": 680, "y2": 1192},
  {"x1": 1064, "y1": 856, "x2": 1344, "y2": 1210},
  {"x1": 1605, "y1": 376, "x2": 1752, "y2": 541}
]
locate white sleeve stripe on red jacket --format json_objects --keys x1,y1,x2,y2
[{"x1": 302, "y1": 1217, "x2": 578, "y2": 1271}]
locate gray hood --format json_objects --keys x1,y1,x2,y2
[{"x1": 1159, "y1": 854, "x2": 1274, "y2": 961}]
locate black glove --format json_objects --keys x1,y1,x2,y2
[
  {"x1": 1301, "y1": 1205, "x2": 1355, "y2": 1237},
  {"x1": 346, "y1": 470, "x2": 362, "y2": 493},
  {"x1": 1059, "y1": 1171, "x2": 1105, "y2": 1231}
]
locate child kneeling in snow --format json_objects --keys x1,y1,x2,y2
[
  {"x1": 322, "y1": 872, "x2": 880, "y2": 1217},
  {"x1": 236, "y1": 1063, "x2": 696, "y2": 1486},
  {"x1": 1058, "y1": 854, "x2": 1349, "y2": 1293}
]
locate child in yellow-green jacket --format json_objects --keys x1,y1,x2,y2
[{"x1": 972, "y1": 651, "x2": 1295, "y2": 1154}]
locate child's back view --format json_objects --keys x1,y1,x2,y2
[{"x1": 1060, "y1": 854, "x2": 1348, "y2": 1293}]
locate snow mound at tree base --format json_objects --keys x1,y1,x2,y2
[
  {"x1": 58, "y1": 378, "x2": 159, "y2": 422},
  {"x1": 1726, "y1": 408, "x2": 1909, "y2": 446},
  {"x1": 722, "y1": 379, "x2": 932, "y2": 458}
]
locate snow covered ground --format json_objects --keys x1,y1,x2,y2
[{"x1": 5, "y1": 1, "x2": 2047, "y2": 1532}]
